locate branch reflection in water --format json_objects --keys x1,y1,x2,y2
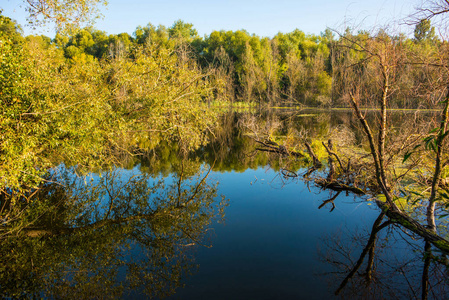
[
  {"x1": 0, "y1": 159, "x2": 227, "y2": 299},
  {"x1": 240, "y1": 108, "x2": 449, "y2": 298},
  {"x1": 317, "y1": 190, "x2": 449, "y2": 299}
]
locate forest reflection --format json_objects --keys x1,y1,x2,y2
[
  {"x1": 0, "y1": 159, "x2": 226, "y2": 299},
  {"x1": 137, "y1": 109, "x2": 363, "y2": 175},
  {"x1": 1, "y1": 109, "x2": 446, "y2": 299},
  {"x1": 134, "y1": 109, "x2": 438, "y2": 177}
]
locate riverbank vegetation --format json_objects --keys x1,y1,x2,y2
[
  {"x1": 2, "y1": 1, "x2": 449, "y2": 296},
  {"x1": 1, "y1": 4, "x2": 446, "y2": 193}
]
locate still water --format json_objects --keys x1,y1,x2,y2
[
  {"x1": 160, "y1": 167, "x2": 379, "y2": 299},
  {"x1": 1, "y1": 110, "x2": 447, "y2": 299}
]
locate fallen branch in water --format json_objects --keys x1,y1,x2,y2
[
  {"x1": 322, "y1": 140, "x2": 346, "y2": 172},
  {"x1": 255, "y1": 139, "x2": 304, "y2": 157},
  {"x1": 315, "y1": 178, "x2": 366, "y2": 195},
  {"x1": 318, "y1": 191, "x2": 341, "y2": 212},
  {"x1": 251, "y1": 134, "x2": 449, "y2": 253},
  {"x1": 376, "y1": 200, "x2": 449, "y2": 253},
  {"x1": 280, "y1": 168, "x2": 298, "y2": 178},
  {"x1": 316, "y1": 176, "x2": 449, "y2": 254}
]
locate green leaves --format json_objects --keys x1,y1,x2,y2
[
  {"x1": 0, "y1": 18, "x2": 221, "y2": 199},
  {"x1": 402, "y1": 144, "x2": 421, "y2": 163},
  {"x1": 403, "y1": 125, "x2": 449, "y2": 163},
  {"x1": 422, "y1": 126, "x2": 449, "y2": 152}
]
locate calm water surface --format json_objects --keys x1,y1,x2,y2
[
  {"x1": 160, "y1": 167, "x2": 379, "y2": 300},
  {"x1": 3, "y1": 110, "x2": 447, "y2": 299},
  {"x1": 128, "y1": 110, "x2": 446, "y2": 299}
]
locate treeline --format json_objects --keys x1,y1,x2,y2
[
  {"x1": 45, "y1": 20, "x2": 334, "y2": 106},
  {"x1": 195, "y1": 28, "x2": 333, "y2": 106},
  {"x1": 9, "y1": 18, "x2": 440, "y2": 108}
]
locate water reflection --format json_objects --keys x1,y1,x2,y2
[
  {"x1": 318, "y1": 191, "x2": 449, "y2": 299},
  {"x1": 1, "y1": 109, "x2": 446, "y2": 299},
  {"x1": 0, "y1": 160, "x2": 226, "y2": 299}
]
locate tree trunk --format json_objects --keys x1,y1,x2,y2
[
  {"x1": 377, "y1": 200, "x2": 449, "y2": 253},
  {"x1": 427, "y1": 89, "x2": 449, "y2": 232},
  {"x1": 378, "y1": 67, "x2": 389, "y2": 200},
  {"x1": 349, "y1": 94, "x2": 398, "y2": 211}
]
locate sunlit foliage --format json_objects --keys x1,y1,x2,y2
[{"x1": 0, "y1": 13, "x2": 217, "y2": 201}]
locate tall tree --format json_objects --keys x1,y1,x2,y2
[
  {"x1": 168, "y1": 19, "x2": 198, "y2": 43},
  {"x1": 414, "y1": 19, "x2": 436, "y2": 42}
]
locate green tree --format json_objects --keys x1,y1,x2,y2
[
  {"x1": 64, "y1": 28, "x2": 95, "y2": 58},
  {"x1": 0, "y1": 11, "x2": 23, "y2": 43},
  {"x1": 0, "y1": 10, "x2": 221, "y2": 201},
  {"x1": 134, "y1": 23, "x2": 169, "y2": 46},
  {"x1": 414, "y1": 19, "x2": 436, "y2": 42},
  {"x1": 168, "y1": 19, "x2": 198, "y2": 42}
]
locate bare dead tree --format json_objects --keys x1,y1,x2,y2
[
  {"x1": 409, "y1": 0, "x2": 449, "y2": 30},
  {"x1": 331, "y1": 18, "x2": 449, "y2": 249},
  {"x1": 413, "y1": 1, "x2": 449, "y2": 233},
  {"x1": 334, "y1": 29, "x2": 405, "y2": 211}
]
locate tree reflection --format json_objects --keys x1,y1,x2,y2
[
  {"x1": 0, "y1": 161, "x2": 226, "y2": 299},
  {"x1": 319, "y1": 207, "x2": 449, "y2": 299}
]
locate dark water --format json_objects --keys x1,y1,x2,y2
[
  {"x1": 130, "y1": 110, "x2": 447, "y2": 299},
  {"x1": 161, "y1": 168, "x2": 379, "y2": 300},
  {"x1": 2, "y1": 110, "x2": 448, "y2": 299}
]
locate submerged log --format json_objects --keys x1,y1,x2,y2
[
  {"x1": 252, "y1": 136, "x2": 449, "y2": 253},
  {"x1": 255, "y1": 139, "x2": 304, "y2": 157},
  {"x1": 317, "y1": 178, "x2": 449, "y2": 253},
  {"x1": 317, "y1": 175, "x2": 449, "y2": 253},
  {"x1": 376, "y1": 200, "x2": 449, "y2": 253},
  {"x1": 315, "y1": 178, "x2": 365, "y2": 195}
]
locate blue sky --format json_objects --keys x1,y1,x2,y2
[{"x1": 2, "y1": 0, "x2": 420, "y2": 37}]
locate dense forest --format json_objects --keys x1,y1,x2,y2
[{"x1": 2, "y1": 10, "x2": 442, "y2": 109}]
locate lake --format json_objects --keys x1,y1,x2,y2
[
  {"x1": 158, "y1": 167, "x2": 380, "y2": 299},
  {"x1": 1, "y1": 109, "x2": 447, "y2": 299}
]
